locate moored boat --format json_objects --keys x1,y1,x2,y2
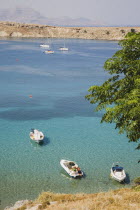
[
  {"x1": 59, "y1": 38, "x2": 68, "y2": 51},
  {"x1": 44, "y1": 50, "x2": 54, "y2": 54},
  {"x1": 59, "y1": 47, "x2": 69, "y2": 51},
  {"x1": 110, "y1": 163, "x2": 126, "y2": 182},
  {"x1": 29, "y1": 129, "x2": 44, "y2": 143},
  {"x1": 60, "y1": 159, "x2": 83, "y2": 178},
  {"x1": 40, "y1": 44, "x2": 50, "y2": 48}
]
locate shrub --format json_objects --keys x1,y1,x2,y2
[
  {"x1": 131, "y1": 28, "x2": 136, "y2": 33},
  {"x1": 120, "y1": 29, "x2": 125, "y2": 33},
  {"x1": 134, "y1": 177, "x2": 140, "y2": 185}
]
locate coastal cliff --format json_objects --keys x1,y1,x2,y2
[{"x1": 0, "y1": 21, "x2": 140, "y2": 40}]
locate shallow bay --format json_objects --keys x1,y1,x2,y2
[{"x1": 0, "y1": 38, "x2": 139, "y2": 209}]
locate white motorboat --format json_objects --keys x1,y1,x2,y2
[
  {"x1": 29, "y1": 129, "x2": 44, "y2": 143},
  {"x1": 40, "y1": 44, "x2": 50, "y2": 48},
  {"x1": 60, "y1": 159, "x2": 83, "y2": 178},
  {"x1": 44, "y1": 50, "x2": 54, "y2": 54},
  {"x1": 59, "y1": 38, "x2": 68, "y2": 51},
  {"x1": 110, "y1": 163, "x2": 126, "y2": 182},
  {"x1": 59, "y1": 47, "x2": 69, "y2": 51}
]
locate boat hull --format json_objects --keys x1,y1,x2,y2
[
  {"x1": 60, "y1": 159, "x2": 83, "y2": 178},
  {"x1": 29, "y1": 130, "x2": 44, "y2": 143},
  {"x1": 110, "y1": 169, "x2": 126, "y2": 182},
  {"x1": 59, "y1": 47, "x2": 68, "y2": 51},
  {"x1": 40, "y1": 44, "x2": 50, "y2": 48},
  {"x1": 30, "y1": 136, "x2": 44, "y2": 144},
  {"x1": 44, "y1": 50, "x2": 54, "y2": 54}
]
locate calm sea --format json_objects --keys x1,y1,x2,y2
[{"x1": 0, "y1": 38, "x2": 139, "y2": 209}]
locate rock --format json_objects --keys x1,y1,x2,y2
[
  {"x1": 10, "y1": 32, "x2": 23, "y2": 37},
  {"x1": 0, "y1": 31, "x2": 9, "y2": 36},
  {"x1": 4, "y1": 200, "x2": 29, "y2": 210},
  {"x1": 4, "y1": 201, "x2": 45, "y2": 210}
]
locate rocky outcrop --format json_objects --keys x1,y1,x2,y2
[
  {"x1": 0, "y1": 30, "x2": 9, "y2": 36},
  {"x1": 10, "y1": 32, "x2": 23, "y2": 37},
  {"x1": 4, "y1": 200, "x2": 30, "y2": 210},
  {"x1": 0, "y1": 21, "x2": 140, "y2": 40}
]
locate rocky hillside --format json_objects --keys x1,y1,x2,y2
[
  {"x1": 0, "y1": 21, "x2": 140, "y2": 40},
  {"x1": 5, "y1": 188, "x2": 140, "y2": 210}
]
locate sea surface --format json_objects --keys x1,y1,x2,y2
[{"x1": 0, "y1": 38, "x2": 139, "y2": 209}]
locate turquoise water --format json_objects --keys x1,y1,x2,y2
[{"x1": 0, "y1": 38, "x2": 139, "y2": 209}]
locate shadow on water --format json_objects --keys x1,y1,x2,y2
[
  {"x1": 39, "y1": 137, "x2": 50, "y2": 146},
  {"x1": 115, "y1": 173, "x2": 130, "y2": 185},
  {"x1": 124, "y1": 173, "x2": 130, "y2": 184},
  {"x1": 82, "y1": 172, "x2": 86, "y2": 179},
  {"x1": 30, "y1": 137, "x2": 50, "y2": 148}
]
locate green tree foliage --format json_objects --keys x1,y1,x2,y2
[{"x1": 86, "y1": 32, "x2": 140, "y2": 149}]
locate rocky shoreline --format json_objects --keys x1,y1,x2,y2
[{"x1": 0, "y1": 21, "x2": 140, "y2": 40}]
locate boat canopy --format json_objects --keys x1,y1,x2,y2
[{"x1": 112, "y1": 166, "x2": 123, "y2": 171}]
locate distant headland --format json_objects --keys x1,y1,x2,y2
[{"x1": 0, "y1": 21, "x2": 140, "y2": 40}]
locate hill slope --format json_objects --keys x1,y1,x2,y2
[
  {"x1": 0, "y1": 21, "x2": 140, "y2": 40},
  {"x1": 0, "y1": 7, "x2": 104, "y2": 27}
]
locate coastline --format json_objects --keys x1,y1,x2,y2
[
  {"x1": 1, "y1": 26, "x2": 140, "y2": 210},
  {"x1": 0, "y1": 21, "x2": 140, "y2": 40},
  {"x1": 5, "y1": 188, "x2": 140, "y2": 210}
]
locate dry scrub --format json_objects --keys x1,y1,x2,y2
[{"x1": 15, "y1": 188, "x2": 140, "y2": 210}]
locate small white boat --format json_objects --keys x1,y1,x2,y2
[
  {"x1": 40, "y1": 44, "x2": 50, "y2": 48},
  {"x1": 29, "y1": 129, "x2": 44, "y2": 143},
  {"x1": 44, "y1": 50, "x2": 54, "y2": 54},
  {"x1": 60, "y1": 159, "x2": 83, "y2": 178},
  {"x1": 110, "y1": 163, "x2": 126, "y2": 182},
  {"x1": 59, "y1": 38, "x2": 68, "y2": 51},
  {"x1": 59, "y1": 47, "x2": 69, "y2": 51}
]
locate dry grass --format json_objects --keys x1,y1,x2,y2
[{"x1": 18, "y1": 188, "x2": 140, "y2": 210}]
